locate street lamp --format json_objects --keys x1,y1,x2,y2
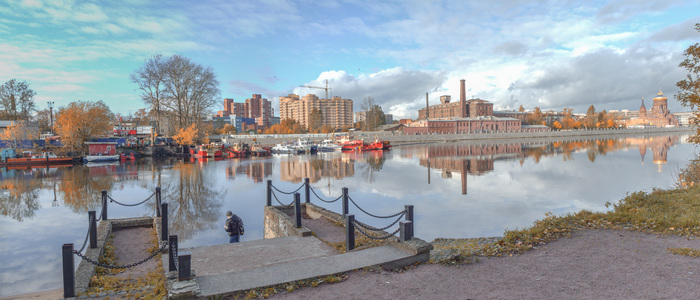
[{"x1": 48, "y1": 101, "x2": 54, "y2": 135}]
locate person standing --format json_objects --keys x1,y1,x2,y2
[{"x1": 224, "y1": 211, "x2": 244, "y2": 243}]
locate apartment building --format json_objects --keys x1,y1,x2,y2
[{"x1": 279, "y1": 94, "x2": 353, "y2": 129}]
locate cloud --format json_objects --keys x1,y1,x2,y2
[
  {"x1": 295, "y1": 68, "x2": 446, "y2": 119},
  {"x1": 648, "y1": 17, "x2": 700, "y2": 42}
]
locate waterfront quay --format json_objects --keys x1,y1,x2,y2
[{"x1": 226, "y1": 127, "x2": 694, "y2": 147}]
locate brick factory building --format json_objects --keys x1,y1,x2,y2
[
  {"x1": 279, "y1": 94, "x2": 353, "y2": 129},
  {"x1": 216, "y1": 94, "x2": 274, "y2": 129},
  {"x1": 407, "y1": 79, "x2": 536, "y2": 134}
]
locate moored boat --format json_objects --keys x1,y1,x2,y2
[
  {"x1": 271, "y1": 143, "x2": 303, "y2": 154},
  {"x1": 317, "y1": 139, "x2": 342, "y2": 151},
  {"x1": 0, "y1": 149, "x2": 74, "y2": 166}
]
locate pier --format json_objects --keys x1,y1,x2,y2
[{"x1": 61, "y1": 180, "x2": 431, "y2": 299}]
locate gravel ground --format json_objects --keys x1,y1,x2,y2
[{"x1": 272, "y1": 229, "x2": 700, "y2": 299}]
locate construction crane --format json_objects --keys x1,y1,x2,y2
[{"x1": 299, "y1": 79, "x2": 332, "y2": 100}]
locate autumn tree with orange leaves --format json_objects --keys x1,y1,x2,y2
[
  {"x1": 264, "y1": 119, "x2": 307, "y2": 134},
  {"x1": 54, "y1": 101, "x2": 114, "y2": 153},
  {"x1": 173, "y1": 123, "x2": 198, "y2": 146}
]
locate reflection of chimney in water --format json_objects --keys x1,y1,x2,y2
[
  {"x1": 461, "y1": 159, "x2": 468, "y2": 195},
  {"x1": 427, "y1": 157, "x2": 431, "y2": 184}
]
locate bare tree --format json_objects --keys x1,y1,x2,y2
[
  {"x1": 360, "y1": 96, "x2": 386, "y2": 131},
  {"x1": 131, "y1": 54, "x2": 220, "y2": 135},
  {"x1": 0, "y1": 79, "x2": 36, "y2": 120},
  {"x1": 131, "y1": 54, "x2": 167, "y2": 133}
]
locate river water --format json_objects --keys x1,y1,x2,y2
[{"x1": 0, "y1": 132, "x2": 696, "y2": 297}]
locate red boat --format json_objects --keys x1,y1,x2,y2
[
  {"x1": 365, "y1": 140, "x2": 392, "y2": 150},
  {"x1": 1, "y1": 151, "x2": 73, "y2": 167},
  {"x1": 225, "y1": 142, "x2": 249, "y2": 158},
  {"x1": 341, "y1": 140, "x2": 365, "y2": 151}
]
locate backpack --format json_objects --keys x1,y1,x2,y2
[{"x1": 228, "y1": 215, "x2": 244, "y2": 236}]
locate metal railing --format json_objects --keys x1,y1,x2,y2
[
  {"x1": 266, "y1": 178, "x2": 415, "y2": 252},
  {"x1": 61, "y1": 187, "x2": 174, "y2": 298}
]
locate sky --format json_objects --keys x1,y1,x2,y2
[{"x1": 1, "y1": 0, "x2": 699, "y2": 120}]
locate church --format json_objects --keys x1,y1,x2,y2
[{"x1": 628, "y1": 91, "x2": 678, "y2": 128}]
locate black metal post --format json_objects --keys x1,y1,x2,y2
[
  {"x1": 294, "y1": 193, "x2": 302, "y2": 228},
  {"x1": 101, "y1": 190, "x2": 108, "y2": 220},
  {"x1": 345, "y1": 214, "x2": 355, "y2": 252},
  {"x1": 266, "y1": 180, "x2": 272, "y2": 206},
  {"x1": 177, "y1": 251, "x2": 192, "y2": 281},
  {"x1": 405, "y1": 205, "x2": 414, "y2": 227},
  {"x1": 161, "y1": 203, "x2": 168, "y2": 241},
  {"x1": 62, "y1": 243, "x2": 75, "y2": 298},
  {"x1": 169, "y1": 235, "x2": 178, "y2": 272},
  {"x1": 400, "y1": 220, "x2": 413, "y2": 242},
  {"x1": 155, "y1": 187, "x2": 162, "y2": 217},
  {"x1": 88, "y1": 211, "x2": 97, "y2": 249},
  {"x1": 342, "y1": 187, "x2": 349, "y2": 215},
  {"x1": 304, "y1": 177, "x2": 310, "y2": 203}
]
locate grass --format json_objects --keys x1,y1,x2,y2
[
  {"x1": 431, "y1": 184, "x2": 700, "y2": 264},
  {"x1": 667, "y1": 247, "x2": 700, "y2": 257},
  {"x1": 83, "y1": 227, "x2": 166, "y2": 299}
]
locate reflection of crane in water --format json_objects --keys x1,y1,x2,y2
[{"x1": 300, "y1": 79, "x2": 332, "y2": 100}]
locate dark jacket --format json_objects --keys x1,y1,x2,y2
[{"x1": 225, "y1": 214, "x2": 243, "y2": 236}]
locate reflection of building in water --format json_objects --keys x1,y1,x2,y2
[
  {"x1": 226, "y1": 160, "x2": 273, "y2": 183},
  {"x1": 419, "y1": 143, "x2": 523, "y2": 194},
  {"x1": 279, "y1": 157, "x2": 354, "y2": 183},
  {"x1": 628, "y1": 135, "x2": 679, "y2": 172}
]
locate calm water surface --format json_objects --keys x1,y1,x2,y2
[{"x1": 0, "y1": 133, "x2": 695, "y2": 296}]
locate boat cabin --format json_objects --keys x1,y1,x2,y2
[{"x1": 85, "y1": 142, "x2": 117, "y2": 156}]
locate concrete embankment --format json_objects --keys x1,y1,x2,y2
[{"x1": 235, "y1": 127, "x2": 695, "y2": 148}]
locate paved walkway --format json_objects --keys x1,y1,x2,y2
[{"x1": 180, "y1": 236, "x2": 415, "y2": 297}]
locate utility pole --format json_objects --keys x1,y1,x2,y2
[{"x1": 48, "y1": 101, "x2": 54, "y2": 135}]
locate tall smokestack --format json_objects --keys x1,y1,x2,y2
[
  {"x1": 460, "y1": 79, "x2": 466, "y2": 118},
  {"x1": 425, "y1": 93, "x2": 429, "y2": 120}
]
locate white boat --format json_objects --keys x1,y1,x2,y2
[
  {"x1": 293, "y1": 137, "x2": 317, "y2": 153},
  {"x1": 316, "y1": 139, "x2": 342, "y2": 151},
  {"x1": 84, "y1": 154, "x2": 120, "y2": 162},
  {"x1": 271, "y1": 143, "x2": 303, "y2": 154}
]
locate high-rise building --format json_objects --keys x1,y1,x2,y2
[
  {"x1": 216, "y1": 94, "x2": 274, "y2": 129},
  {"x1": 279, "y1": 94, "x2": 353, "y2": 129}
]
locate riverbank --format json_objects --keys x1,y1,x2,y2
[{"x1": 233, "y1": 127, "x2": 695, "y2": 148}]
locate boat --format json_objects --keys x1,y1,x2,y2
[
  {"x1": 271, "y1": 143, "x2": 303, "y2": 154},
  {"x1": 0, "y1": 149, "x2": 74, "y2": 166},
  {"x1": 249, "y1": 143, "x2": 271, "y2": 157},
  {"x1": 317, "y1": 139, "x2": 342, "y2": 152},
  {"x1": 365, "y1": 139, "x2": 392, "y2": 151},
  {"x1": 293, "y1": 137, "x2": 317, "y2": 153},
  {"x1": 340, "y1": 139, "x2": 366, "y2": 151},
  {"x1": 226, "y1": 142, "x2": 250, "y2": 158},
  {"x1": 85, "y1": 153, "x2": 120, "y2": 162}
]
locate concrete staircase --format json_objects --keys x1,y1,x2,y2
[{"x1": 165, "y1": 236, "x2": 422, "y2": 298}]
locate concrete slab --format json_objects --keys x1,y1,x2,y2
[
  {"x1": 196, "y1": 244, "x2": 414, "y2": 297},
  {"x1": 184, "y1": 236, "x2": 337, "y2": 277}
]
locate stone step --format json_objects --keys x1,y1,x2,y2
[{"x1": 195, "y1": 242, "x2": 415, "y2": 297}]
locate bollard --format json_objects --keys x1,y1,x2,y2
[
  {"x1": 342, "y1": 187, "x2": 349, "y2": 215},
  {"x1": 88, "y1": 211, "x2": 97, "y2": 249},
  {"x1": 405, "y1": 205, "x2": 414, "y2": 227},
  {"x1": 177, "y1": 251, "x2": 192, "y2": 281},
  {"x1": 62, "y1": 243, "x2": 75, "y2": 298},
  {"x1": 168, "y1": 235, "x2": 178, "y2": 272},
  {"x1": 304, "y1": 177, "x2": 310, "y2": 203},
  {"x1": 294, "y1": 193, "x2": 302, "y2": 228},
  {"x1": 161, "y1": 203, "x2": 168, "y2": 241},
  {"x1": 400, "y1": 220, "x2": 413, "y2": 242},
  {"x1": 155, "y1": 187, "x2": 162, "y2": 217},
  {"x1": 345, "y1": 214, "x2": 355, "y2": 252},
  {"x1": 101, "y1": 190, "x2": 108, "y2": 220},
  {"x1": 266, "y1": 180, "x2": 272, "y2": 206}
]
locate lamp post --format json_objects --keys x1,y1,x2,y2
[{"x1": 48, "y1": 101, "x2": 54, "y2": 135}]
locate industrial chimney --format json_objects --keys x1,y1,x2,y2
[
  {"x1": 425, "y1": 93, "x2": 429, "y2": 120},
  {"x1": 460, "y1": 79, "x2": 466, "y2": 118}
]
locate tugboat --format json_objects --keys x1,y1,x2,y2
[{"x1": 226, "y1": 142, "x2": 250, "y2": 158}]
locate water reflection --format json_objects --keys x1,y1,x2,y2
[
  {"x1": 412, "y1": 135, "x2": 683, "y2": 195},
  {"x1": 165, "y1": 162, "x2": 224, "y2": 240}
]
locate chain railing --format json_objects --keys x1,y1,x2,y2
[
  {"x1": 107, "y1": 191, "x2": 156, "y2": 207},
  {"x1": 308, "y1": 185, "x2": 343, "y2": 203},
  {"x1": 62, "y1": 190, "x2": 168, "y2": 299},
  {"x1": 265, "y1": 178, "x2": 416, "y2": 253}
]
